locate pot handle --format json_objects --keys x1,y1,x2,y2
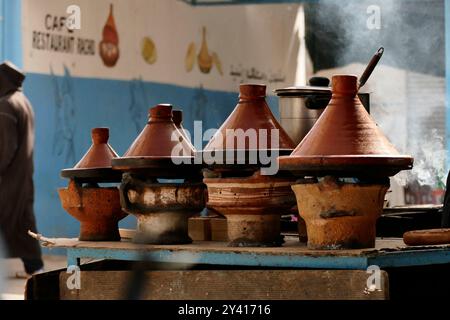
[
  {"x1": 119, "y1": 173, "x2": 136, "y2": 213},
  {"x1": 67, "y1": 179, "x2": 83, "y2": 208}
]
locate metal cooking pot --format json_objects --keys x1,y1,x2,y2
[{"x1": 275, "y1": 77, "x2": 370, "y2": 145}]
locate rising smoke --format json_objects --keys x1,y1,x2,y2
[{"x1": 308, "y1": 0, "x2": 447, "y2": 189}]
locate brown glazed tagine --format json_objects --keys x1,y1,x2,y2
[
  {"x1": 61, "y1": 127, "x2": 122, "y2": 182},
  {"x1": 203, "y1": 84, "x2": 297, "y2": 247},
  {"x1": 279, "y1": 75, "x2": 414, "y2": 250},
  {"x1": 58, "y1": 128, "x2": 127, "y2": 241},
  {"x1": 112, "y1": 104, "x2": 199, "y2": 176},
  {"x1": 203, "y1": 83, "x2": 294, "y2": 171},
  {"x1": 112, "y1": 104, "x2": 205, "y2": 244},
  {"x1": 278, "y1": 75, "x2": 413, "y2": 178}
]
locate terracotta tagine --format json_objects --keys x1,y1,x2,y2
[
  {"x1": 203, "y1": 84, "x2": 297, "y2": 247},
  {"x1": 58, "y1": 128, "x2": 127, "y2": 241},
  {"x1": 204, "y1": 83, "x2": 294, "y2": 171},
  {"x1": 112, "y1": 104, "x2": 205, "y2": 244},
  {"x1": 112, "y1": 104, "x2": 198, "y2": 176},
  {"x1": 278, "y1": 75, "x2": 413, "y2": 178},
  {"x1": 278, "y1": 75, "x2": 414, "y2": 249}
]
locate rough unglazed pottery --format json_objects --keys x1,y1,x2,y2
[
  {"x1": 292, "y1": 176, "x2": 389, "y2": 249},
  {"x1": 204, "y1": 170, "x2": 296, "y2": 246},
  {"x1": 58, "y1": 180, "x2": 127, "y2": 241}
]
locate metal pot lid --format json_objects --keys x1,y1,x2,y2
[{"x1": 274, "y1": 85, "x2": 332, "y2": 97}]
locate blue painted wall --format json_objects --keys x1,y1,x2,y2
[
  {"x1": 0, "y1": 0, "x2": 282, "y2": 254},
  {"x1": 0, "y1": 0, "x2": 22, "y2": 66}
]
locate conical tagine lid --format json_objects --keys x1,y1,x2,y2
[
  {"x1": 112, "y1": 104, "x2": 200, "y2": 177},
  {"x1": 278, "y1": 75, "x2": 413, "y2": 178},
  {"x1": 61, "y1": 127, "x2": 122, "y2": 182},
  {"x1": 203, "y1": 84, "x2": 295, "y2": 167}
]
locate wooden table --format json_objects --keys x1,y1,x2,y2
[{"x1": 38, "y1": 236, "x2": 450, "y2": 270}]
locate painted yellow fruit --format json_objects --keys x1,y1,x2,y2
[
  {"x1": 141, "y1": 36, "x2": 157, "y2": 65},
  {"x1": 185, "y1": 42, "x2": 196, "y2": 72},
  {"x1": 212, "y1": 52, "x2": 223, "y2": 76}
]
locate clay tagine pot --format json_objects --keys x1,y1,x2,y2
[
  {"x1": 59, "y1": 127, "x2": 127, "y2": 241},
  {"x1": 279, "y1": 75, "x2": 414, "y2": 249},
  {"x1": 61, "y1": 127, "x2": 122, "y2": 182},
  {"x1": 204, "y1": 170, "x2": 296, "y2": 246},
  {"x1": 112, "y1": 104, "x2": 200, "y2": 177},
  {"x1": 202, "y1": 85, "x2": 297, "y2": 246},
  {"x1": 203, "y1": 84, "x2": 295, "y2": 171},
  {"x1": 112, "y1": 104, "x2": 206, "y2": 244},
  {"x1": 278, "y1": 75, "x2": 413, "y2": 178}
]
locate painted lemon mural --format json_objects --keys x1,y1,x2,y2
[{"x1": 141, "y1": 36, "x2": 157, "y2": 65}]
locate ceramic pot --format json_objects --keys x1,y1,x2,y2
[
  {"x1": 120, "y1": 173, "x2": 206, "y2": 244},
  {"x1": 204, "y1": 84, "x2": 294, "y2": 168},
  {"x1": 58, "y1": 180, "x2": 127, "y2": 241},
  {"x1": 292, "y1": 176, "x2": 389, "y2": 249},
  {"x1": 278, "y1": 75, "x2": 413, "y2": 178},
  {"x1": 74, "y1": 127, "x2": 118, "y2": 169},
  {"x1": 112, "y1": 104, "x2": 197, "y2": 175},
  {"x1": 204, "y1": 170, "x2": 296, "y2": 246}
]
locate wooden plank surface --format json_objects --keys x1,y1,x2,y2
[
  {"x1": 39, "y1": 237, "x2": 398, "y2": 257},
  {"x1": 39, "y1": 236, "x2": 450, "y2": 257},
  {"x1": 60, "y1": 270, "x2": 389, "y2": 300}
]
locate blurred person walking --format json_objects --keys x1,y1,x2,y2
[{"x1": 0, "y1": 61, "x2": 43, "y2": 276}]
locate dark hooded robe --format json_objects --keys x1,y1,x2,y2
[{"x1": 0, "y1": 62, "x2": 41, "y2": 260}]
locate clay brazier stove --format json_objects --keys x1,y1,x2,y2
[
  {"x1": 279, "y1": 75, "x2": 414, "y2": 249},
  {"x1": 58, "y1": 128, "x2": 127, "y2": 241},
  {"x1": 112, "y1": 104, "x2": 205, "y2": 244},
  {"x1": 203, "y1": 84, "x2": 297, "y2": 247}
]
